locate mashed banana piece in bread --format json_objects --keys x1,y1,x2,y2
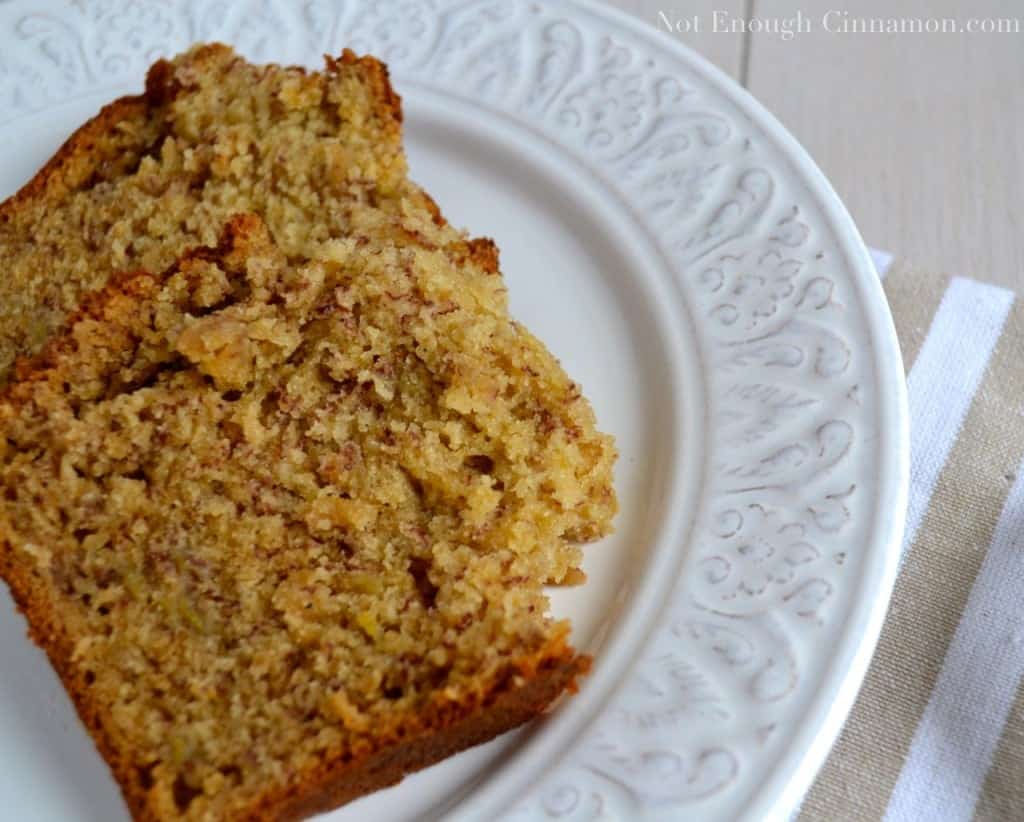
[{"x1": 0, "y1": 213, "x2": 616, "y2": 820}]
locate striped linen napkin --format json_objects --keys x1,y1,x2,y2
[{"x1": 799, "y1": 252, "x2": 1024, "y2": 822}]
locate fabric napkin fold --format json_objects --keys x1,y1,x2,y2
[{"x1": 799, "y1": 255, "x2": 1024, "y2": 822}]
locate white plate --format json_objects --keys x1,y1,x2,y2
[{"x1": 0, "y1": 2, "x2": 908, "y2": 820}]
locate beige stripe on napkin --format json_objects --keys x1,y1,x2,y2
[
  {"x1": 800, "y1": 266, "x2": 1024, "y2": 821},
  {"x1": 880, "y1": 261, "x2": 951, "y2": 370}
]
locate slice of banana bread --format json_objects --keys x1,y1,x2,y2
[
  {"x1": 0, "y1": 43, "x2": 445, "y2": 382},
  {"x1": 0, "y1": 212, "x2": 616, "y2": 820}
]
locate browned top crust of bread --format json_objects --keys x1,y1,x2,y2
[
  {"x1": 0, "y1": 43, "x2": 438, "y2": 381},
  {"x1": 0, "y1": 210, "x2": 615, "y2": 820}
]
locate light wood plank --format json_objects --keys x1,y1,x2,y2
[
  {"x1": 602, "y1": 0, "x2": 747, "y2": 81},
  {"x1": 747, "y1": 0, "x2": 1024, "y2": 287}
]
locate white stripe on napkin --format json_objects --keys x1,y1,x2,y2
[
  {"x1": 870, "y1": 247, "x2": 894, "y2": 277},
  {"x1": 883, "y1": 460, "x2": 1024, "y2": 822},
  {"x1": 902, "y1": 277, "x2": 1013, "y2": 551}
]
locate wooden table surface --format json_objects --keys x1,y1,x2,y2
[{"x1": 605, "y1": 0, "x2": 1024, "y2": 290}]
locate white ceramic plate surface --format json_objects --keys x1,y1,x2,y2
[{"x1": 0, "y1": 2, "x2": 908, "y2": 820}]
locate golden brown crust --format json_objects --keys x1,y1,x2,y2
[
  {"x1": 328, "y1": 48, "x2": 404, "y2": 128},
  {"x1": 267, "y1": 652, "x2": 587, "y2": 821},
  {"x1": 465, "y1": 237, "x2": 500, "y2": 275},
  {"x1": 415, "y1": 190, "x2": 448, "y2": 227},
  {"x1": 0, "y1": 94, "x2": 150, "y2": 224}
]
